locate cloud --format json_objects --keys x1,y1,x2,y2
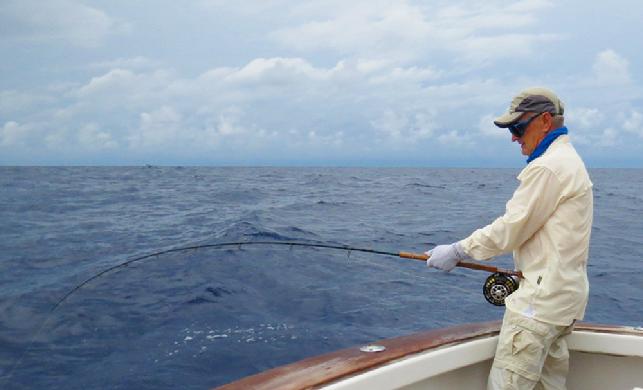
[
  {"x1": 0, "y1": 0, "x2": 121, "y2": 47},
  {"x1": 128, "y1": 106, "x2": 183, "y2": 150},
  {"x1": 371, "y1": 109, "x2": 436, "y2": 143},
  {"x1": 438, "y1": 129, "x2": 474, "y2": 147},
  {"x1": 272, "y1": 1, "x2": 431, "y2": 59},
  {"x1": 561, "y1": 107, "x2": 603, "y2": 145},
  {"x1": 197, "y1": 0, "x2": 294, "y2": 15},
  {"x1": 211, "y1": 108, "x2": 263, "y2": 142},
  {"x1": 369, "y1": 66, "x2": 441, "y2": 85},
  {"x1": 1, "y1": 121, "x2": 32, "y2": 146},
  {"x1": 223, "y1": 57, "x2": 332, "y2": 85},
  {"x1": 72, "y1": 68, "x2": 175, "y2": 111},
  {"x1": 0, "y1": 58, "x2": 513, "y2": 161},
  {"x1": 566, "y1": 107, "x2": 605, "y2": 130},
  {"x1": 271, "y1": 0, "x2": 557, "y2": 64},
  {"x1": 598, "y1": 127, "x2": 619, "y2": 147},
  {"x1": 76, "y1": 69, "x2": 138, "y2": 96},
  {"x1": 77, "y1": 123, "x2": 119, "y2": 150},
  {"x1": 90, "y1": 57, "x2": 162, "y2": 70},
  {"x1": 622, "y1": 110, "x2": 643, "y2": 137},
  {"x1": 371, "y1": 110, "x2": 410, "y2": 139},
  {"x1": 76, "y1": 69, "x2": 166, "y2": 97},
  {"x1": 306, "y1": 129, "x2": 345, "y2": 148},
  {"x1": 1, "y1": 41, "x2": 639, "y2": 165},
  {"x1": 478, "y1": 114, "x2": 506, "y2": 138},
  {"x1": 456, "y1": 33, "x2": 559, "y2": 63},
  {"x1": 0, "y1": 90, "x2": 55, "y2": 117},
  {"x1": 564, "y1": 107, "x2": 643, "y2": 147},
  {"x1": 592, "y1": 49, "x2": 631, "y2": 85}
]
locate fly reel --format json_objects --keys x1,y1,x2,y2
[{"x1": 483, "y1": 272, "x2": 520, "y2": 306}]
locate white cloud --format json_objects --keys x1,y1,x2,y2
[
  {"x1": 224, "y1": 57, "x2": 331, "y2": 85},
  {"x1": 438, "y1": 129, "x2": 474, "y2": 147},
  {"x1": 563, "y1": 107, "x2": 643, "y2": 147},
  {"x1": 272, "y1": 1, "x2": 432, "y2": 60},
  {"x1": 90, "y1": 57, "x2": 162, "y2": 70},
  {"x1": 72, "y1": 68, "x2": 175, "y2": 109},
  {"x1": 371, "y1": 109, "x2": 436, "y2": 143},
  {"x1": 128, "y1": 106, "x2": 183, "y2": 150},
  {"x1": 77, "y1": 69, "x2": 137, "y2": 96},
  {"x1": 478, "y1": 114, "x2": 506, "y2": 138},
  {"x1": 371, "y1": 110, "x2": 409, "y2": 139},
  {"x1": 216, "y1": 109, "x2": 249, "y2": 136},
  {"x1": 592, "y1": 50, "x2": 631, "y2": 85},
  {"x1": 2, "y1": 41, "x2": 640, "y2": 165},
  {"x1": 562, "y1": 107, "x2": 605, "y2": 145},
  {"x1": 77, "y1": 123, "x2": 119, "y2": 150},
  {"x1": 411, "y1": 112, "x2": 437, "y2": 139},
  {"x1": 356, "y1": 59, "x2": 394, "y2": 74},
  {"x1": 0, "y1": 0, "x2": 121, "y2": 47},
  {"x1": 457, "y1": 33, "x2": 559, "y2": 63},
  {"x1": 0, "y1": 90, "x2": 55, "y2": 116},
  {"x1": 43, "y1": 126, "x2": 71, "y2": 150},
  {"x1": 599, "y1": 127, "x2": 619, "y2": 147},
  {"x1": 307, "y1": 129, "x2": 345, "y2": 147},
  {"x1": 271, "y1": 0, "x2": 557, "y2": 64},
  {"x1": 198, "y1": 0, "x2": 294, "y2": 15},
  {"x1": 0, "y1": 58, "x2": 513, "y2": 159},
  {"x1": 1, "y1": 121, "x2": 32, "y2": 146},
  {"x1": 369, "y1": 66, "x2": 441, "y2": 84},
  {"x1": 566, "y1": 107, "x2": 605, "y2": 130},
  {"x1": 622, "y1": 110, "x2": 643, "y2": 137},
  {"x1": 76, "y1": 69, "x2": 171, "y2": 98}
]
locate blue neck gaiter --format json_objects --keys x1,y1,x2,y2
[{"x1": 526, "y1": 126, "x2": 568, "y2": 164}]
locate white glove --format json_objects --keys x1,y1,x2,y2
[{"x1": 425, "y1": 242, "x2": 469, "y2": 272}]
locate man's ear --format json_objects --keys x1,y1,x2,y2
[{"x1": 541, "y1": 112, "x2": 555, "y2": 132}]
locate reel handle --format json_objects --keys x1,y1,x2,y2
[{"x1": 399, "y1": 251, "x2": 523, "y2": 279}]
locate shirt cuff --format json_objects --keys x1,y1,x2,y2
[{"x1": 454, "y1": 241, "x2": 471, "y2": 260}]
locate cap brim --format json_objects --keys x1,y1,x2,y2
[{"x1": 493, "y1": 111, "x2": 523, "y2": 128}]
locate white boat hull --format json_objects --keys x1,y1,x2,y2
[
  {"x1": 217, "y1": 322, "x2": 643, "y2": 390},
  {"x1": 325, "y1": 330, "x2": 643, "y2": 390}
]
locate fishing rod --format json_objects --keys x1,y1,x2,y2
[{"x1": 53, "y1": 240, "x2": 523, "y2": 313}]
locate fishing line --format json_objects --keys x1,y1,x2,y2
[{"x1": 2, "y1": 240, "x2": 521, "y2": 383}]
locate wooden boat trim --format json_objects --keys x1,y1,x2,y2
[{"x1": 214, "y1": 321, "x2": 642, "y2": 390}]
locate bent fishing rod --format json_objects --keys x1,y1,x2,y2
[{"x1": 53, "y1": 240, "x2": 523, "y2": 314}]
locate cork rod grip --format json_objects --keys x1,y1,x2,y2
[
  {"x1": 399, "y1": 251, "x2": 428, "y2": 261},
  {"x1": 399, "y1": 251, "x2": 523, "y2": 278}
]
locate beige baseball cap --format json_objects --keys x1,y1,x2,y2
[{"x1": 494, "y1": 87, "x2": 565, "y2": 128}]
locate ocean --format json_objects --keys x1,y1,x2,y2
[{"x1": 1, "y1": 167, "x2": 641, "y2": 389}]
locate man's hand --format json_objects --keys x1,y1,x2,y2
[{"x1": 425, "y1": 242, "x2": 468, "y2": 271}]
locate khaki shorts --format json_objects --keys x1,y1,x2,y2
[{"x1": 487, "y1": 310, "x2": 575, "y2": 390}]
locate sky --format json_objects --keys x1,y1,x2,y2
[{"x1": 1, "y1": 0, "x2": 642, "y2": 167}]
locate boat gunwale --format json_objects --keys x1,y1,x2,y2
[{"x1": 214, "y1": 321, "x2": 642, "y2": 390}]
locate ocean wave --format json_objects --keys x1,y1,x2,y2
[{"x1": 404, "y1": 182, "x2": 446, "y2": 189}]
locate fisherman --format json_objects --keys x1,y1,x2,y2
[{"x1": 426, "y1": 87, "x2": 593, "y2": 390}]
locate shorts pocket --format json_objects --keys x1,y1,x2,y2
[
  {"x1": 509, "y1": 328, "x2": 546, "y2": 380},
  {"x1": 512, "y1": 329, "x2": 542, "y2": 356}
]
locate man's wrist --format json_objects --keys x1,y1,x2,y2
[{"x1": 453, "y1": 241, "x2": 470, "y2": 260}]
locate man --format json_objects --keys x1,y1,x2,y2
[{"x1": 427, "y1": 87, "x2": 593, "y2": 390}]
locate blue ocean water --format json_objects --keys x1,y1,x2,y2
[{"x1": 0, "y1": 167, "x2": 641, "y2": 389}]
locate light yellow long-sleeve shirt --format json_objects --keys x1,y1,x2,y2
[{"x1": 460, "y1": 135, "x2": 593, "y2": 326}]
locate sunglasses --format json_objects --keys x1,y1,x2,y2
[{"x1": 508, "y1": 113, "x2": 542, "y2": 138}]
